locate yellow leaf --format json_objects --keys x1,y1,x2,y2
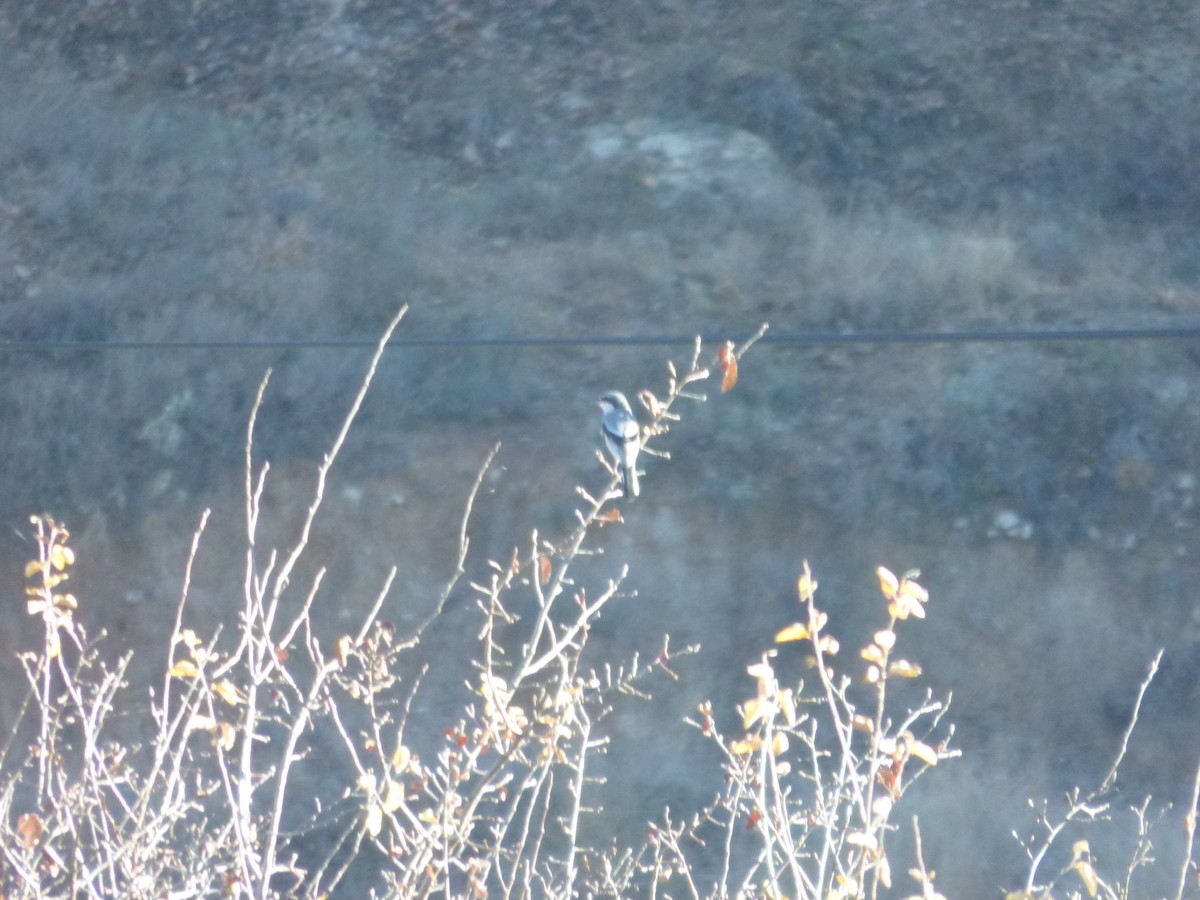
[
  {"x1": 817, "y1": 635, "x2": 839, "y2": 655},
  {"x1": 877, "y1": 850, "x2": 892, "y2": 889},
  {"x1": 874, "y1": 630, "x2": 896, "y2": 650},
  {"x1": 365, "y1": 802, "x2": 383, "y2": 837},
  {"x1": 50, "y1": 545, "x2": 74, "y2": 571},
  {"x1": 335, "y1": 636, "x2": 354, "y2": 669},
  {"x1": 383, "y1": 778, "x2": 404, "y2": 813},
  {"x1": 26, "y1": 599, "x2": 48, "y2": 616},
  {"x1": 769, "y1": 732, "x2": 789, "y2": 756},
  {"x1": 899, "y1": 579, "x2": 928, "y2": 605},
  {"x1": 55, "y1": 593, "x2": 77, "y2": 610},
  {"x1": 852, "y1": 714, "x2": 875, "y2": 733},
  {"x1": 24, "y1": 559, "x2": 44, "y2": 579},
  {"x1": 797, "y1": 572, "x2": 818, "y2": 598},
  {"x1": 910, "y1": 740, "x2": 939, "y2": 766},
  {"x1": 178, "y1": 629, "x2": 200, "y2": 650},
  {"x1": 877, "y1": 567, "x2": 899, "y2": 600},
  {"x1": 780, "y1": 689, "x2": 797, "y2": 727},
  {"x1": 170, "y1": 660, "x2": 200, "y2": 679},
  {"x1": 743, "y1": 697, "x2": 766, "y2": 730},
  {"x1": 1073, "y1": 859, "x2": 1099, "y2": 897},
  {"x1": 189, "y1": 714, "x2": 217, "y2": 731},
  {"x1": 888, "y1": 659, "x2": 923, "y2": 678},
  {"x1": 861, "y1": 644, "x2": 885, "y2": 664},
  {"x1": 775, "y1": 622, "x2": 811, "y2": 643},
  {"x1": 731, "y1": 737, "x2": 761, "y2": 755},
  {"x1": 846, "y1": 832, "x2": 878, "y2": 850},
  {"x1": 212, "y1": 680, "x2": 241, "y2": 706},
  {"x1": 418, "y1": 808, "x2": 438, "y2": 824},
  {"x1": 392, "y1": 744, "x2": 412, "y2": 773},
  {"x1": 746, "y1": 661, "x2": 775, "y2": 681},
  {"x1": 1071, "y1": 840, "x2": 1090, "y2": 861}
]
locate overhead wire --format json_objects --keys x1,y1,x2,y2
[{"x1": 4, "y1": 324, "x2": 1200, "y2": 352}]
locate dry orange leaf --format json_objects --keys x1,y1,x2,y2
[
  {"x1": 537, "y1": 555, "x2": 552, "y2": 585},
  {"x1": 720, "y1": 343, "x2": 739, "y2": 393},
  {"x1": 17, "y1": 812, "x2": 43, "y2": 849}
]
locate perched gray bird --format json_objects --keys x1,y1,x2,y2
[{"x1": 598, "y1": 391, "x2": 641, "y2": 498}]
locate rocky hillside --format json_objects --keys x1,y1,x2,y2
[{"x1": 2, "y1": 1, "x2": 1200, "y2": 894}]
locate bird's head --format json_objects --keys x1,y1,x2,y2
[{"x1": 598, "y1": 391, "x2": 633, "y2": 415}]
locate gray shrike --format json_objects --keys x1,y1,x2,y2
[{"x1": 598, "y1": 391, "x2": 641, "y2": 498}]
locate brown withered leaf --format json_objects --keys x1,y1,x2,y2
[
  {"x1": 537, "y1": 555, "x2": 552, "y2": 585},
  {"x1": 17, "y1": 812, "x2": 43, "y2": 849}
]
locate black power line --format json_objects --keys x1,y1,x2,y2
[{"x1": 3, "y1": 325, "x2": 1200, "y2": 352}]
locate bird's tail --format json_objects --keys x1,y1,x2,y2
[{"x1": 623, "y1": 464, "x2": 640, "y2": 498}]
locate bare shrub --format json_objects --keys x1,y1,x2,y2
[{"x1": 4, "y1": 308, "x2": 1197, "y2": 899}]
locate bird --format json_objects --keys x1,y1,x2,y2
[{"x1": 598, "y1": 391, "x2": 641, "y2": 498}]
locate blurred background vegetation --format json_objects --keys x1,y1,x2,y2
[{"x1": 2, "y1": 1, "x2": 1200, "y2": 893}]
